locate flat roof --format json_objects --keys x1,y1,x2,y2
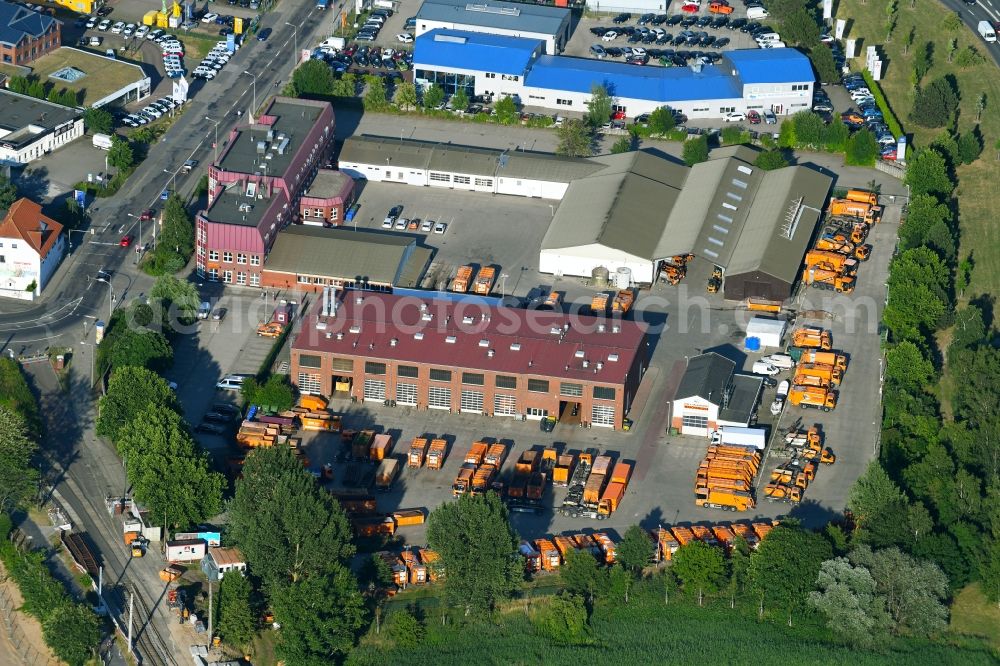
[
  {"x1": 0, "y1": 47, "x2": 147, "y2": 108},
  {"x1": 525, "y1": 55, "x2": 743, "y2": 102},
  {"x1": 204, "y1": 181, "x2": 287, "y2": 228},
  {"x1": 208, "y1": 547, "x2": 245, "y2": 566},
  {"x1": 0, "y1": 90, "x2": 80, "y2": 149},
  {"x1": 724, "y1": 48, "x2": 815, "y2": 84},
  {"x1": 416, "y1": 0, "x2": 569, "y2": 36},
  {"x1": 217, "y1": 98, "x2": 326, "y2": 178},
  {"x1": 293, "y1": 291, "x2": 646, "y2": 386},
  {"x1": 415, "y1": 29, "x2": 542, "y2": 75},
  {"x1": 719, "y1": 374, "x2": 763, "y2": 423},
  {"x1": 303, "y1": 169, "x2": 353, "y2": 199},
  {"x1": 265, "y1": 226, "x2": 431, "y2": 287}
]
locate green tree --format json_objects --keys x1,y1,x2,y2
[
  {"x1": 905, "y1": 148, "x2": 952, "y2": 197},
  {"x1": 849, "y1": 545, "x2": 949, "y2": 635},
  {"x1": 611, "y1": 134, "x2": 634, "y2": 154},
  {"x1": 363, "y1": 75, "x2": 389, "y2": 111},
  {"x1": 331, "y1": 72, "x2": 357, "y2": 97},
  {"x1": 8, "y1": 75, "x2": 29, "y2": 94},
  {"x1": 390, "y1": 81, "x2": 416, "y2": 110},
  {"x1": 810, "y1": 45, "x2": 840, "y2": 84},
  {"x1": 777, "y1": 120, "x2": 797, "y2": 148},
  {"x1": 586, "y1": 84, "x2": 613, "y2": 128},
  {"x1": 229, "y1": 446, "x2": 354, "y2": 588},
  {"x1": 83, "y1": 107, "x2": 114, "y2": 134},
  {"x1": 104, "y1": 326, "x2": 173, "y2": 373},
  {"x1": 647, "y1": 106, "x2": 676, "y2": 135},
  {"x1": 885, "y1": 341, "x2": 935, "y2": 394},
  {"x1": 910, "y1": 77, "x2": 959, "y2": 128},
  {"x1": 898, "y1": 193, "x2": 950, "y2": 250},
  {"x1": 292, "y1": 59, "x2": 336, "y2": 96},
  {"x1": 494, "y1": 96, "x2": 519, "y2": 125},
  {"x1": 387, "y1": 608, "x2": 425, "y2": 647},
  {"x1": 791, "y1": 110, "x2": 824, "y2": 146},
  {"x1": 560, "y1": 548, "x2": 602, "y2": 601},
  {"x1": 0, "y1": 406, "x2": 38, "y2": 514},
  {"x1": 116, "y1": 405, "x2": 224, "y2": 527},
  {"x1": 943, "y1": 11, "x2": 962, "y2": 30},
  {"x1": 556, "y1": 119, "x2": 593, "y2": 157},
  {"x1": 883, "y1": 247, "x2": 950, "y2": 340},
  {"x1": 96, "y1": 366, "x2": 176, "y2": 439},
  {"x1": 682, "y1": 135, "x2": 709, "y2": 165},
  {"x1": 427, "y1": 492, "x2": 520, "y2": 612},
  {"x1": 754, "y1": 149, "x2": 789, "y2": 170},
  {"x1": 807, "y1": 557, "x2": 890, "y2": 643},
  {"x1": 727, "y1": 536, "x2": 751, "y2": 607},
  {"x1": 0, "y1": 358, "x2": 39, "y2": 436},
  {"x1": 217, "y1": 573, "x2": 256, "y2": 648},
  {"x1": 902, "y1": 26, "x2": 915, "y2": 55},
  {"x1": 954, "y1": 45, "x2": 985, "y2": 68},
  {"x1": 150, "y1": 274, "x2": 199, "y2": 325},
  {"x1": 957, "y1": 128, "x2": 983, "y2": 164},
  {"x1": 721, "y1": 126, "x2": 749, "y2": 145},
  {"x1": 845, "y1": 128, "x2": 878, "y2": 166},
  {"x1": 748, "y1": 524, "x2": 832, "y2": 623},
  {"x1": 27, "y1": 80, "x2": 45, "y2": 99},
  {"x1": 0, "y1": 175, "x2": 17, "y2": 210},
  {"x1": 672, "y1": 541, "x2": 725, "y2": 605},
  {"x1": 914, "y1": 42, "x2": 933, "y2": 82},
  {"x1": 821, "y1": 116, "x2": 850, "y2": 151},
  {"x1": 422, "y1": 83, "x2": 445, "y2": 110},
  {"x1": 616, "y1": 525, "x2": 653, "y2": 575},
  {"x1": 42, "y1": 603, "x2": 100, "y2": 666},
  {"x1": 451, "y1": 88, "x2": 469, "y2": 112},
  {"x1": 107, "y1": 135, "x2": 134, "y2": 171},
  {"x1": 533, "y1": 592, "x2": 588, "y2": 642},
  {"x1": 271, "y1": 566, "x2": 367, "y2": 663},
  {"x1": 241, "y1": 374, "x2": 296, "y2": 411}
]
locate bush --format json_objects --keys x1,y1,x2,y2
[
  {"x1": 682, "y1": 135, "x2": 709, "y2": 165},
  {"x1": 909, "y1": 76, "x2": 959, "y2": 128},
  {"x1": 754, "y1": 149, "x2": 789, "y2": 170},
  {"x1": 845, "y1": 129, "x2": 879, "y2": 166},
  {"x1": 721, "y1": 126, "x2": 750, "y2": 145},
  {"x1": 532, "y1": 592, "x2": 589, "y2": 643},
  {"x1": 862, "y1": 70, "x2": 904, "y2": 138}
]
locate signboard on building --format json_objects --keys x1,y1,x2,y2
[
  {"x1": 822, "y1": 0, "x2": 833, "y2": 20},
  {"x1": 835, "y1": 18, "x2": 847, "y2": 39},
  {"x1": 845, "y1": 38, "x2": 856, "y2": 58}
]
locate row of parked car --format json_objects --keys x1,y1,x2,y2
[
  {"x1": 591, "y1": 43, "x2": 728, "y2": 67},
  {"x1": 355, "y1": 7, "x2": 395, "y2": 43},
  {"x1": 160, "y1": 37, "x2": 186, "y2": 78},
  {"x1": 839, "y1": 73, "x2": 897, "y2": 158},
  {"x1": 596, "y1": 28, "x2": 733, "y2": 48},
  {"x1": 121, "y1": 97, "x2": 185, "y2": 127},
  {"x1": 193, "y1": 42, "x2": 235, "y2": 80},
  {"x1": 312, "y1": 44, "x2": 413, "y2": 73},
  {"x1": 382, "y1": 206, "x2": 448, "y2": 234}
]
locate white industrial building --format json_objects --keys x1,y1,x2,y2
[
  {"x1": 414, "y1": 30, "x2": 816, "y2": 119},
  {"x1": 0, "y1": 198, "x2": 65, "y2": 301},
  {"x1": 414, "y1": 0, "x2": 571, "y2": 54},
  {"x1": 585, "y1": 0, "x2": 668, "y2": 13},
  {"x1": 0, "y1": 90, "x2": 83, "y2": 166},
  {"x1": 670, "y1": 352, "x2": 763, "y2": 437}
]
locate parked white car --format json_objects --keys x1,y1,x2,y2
[
  {"x1": 97, "y1": 19, "x2": 111, "y2": 30},
  {"x1": 723, "y1": 111, "x2": 746, "y2": 122},
  {"x1": 111, "y1": 21, "x2": 125, "y2": 34},
  {"x1": 202, "y1": 12, "x2": 219, "y2": 23},
  {"x1": 602, "y1": 30, "x2": 618, "y2": 42},
  {"x1": 751, "y1": 361, "x2": 780, "y2": 376},
  {"x1": 396, "y1": 32, "x2": 413, "y2": 43},
  {"x1": 136, "y1": 25, "x2": 150, "y2": 38},
  {"x1": 433, "y1": 222, "x2": 448, "y2": 234}
]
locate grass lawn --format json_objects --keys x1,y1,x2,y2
[
  {"x1": 950, "y1": 583, "x2": 1000, "y2": 650},
  {"x1": 0, "y1": 47, "x2": 145, "y2": 108},
  {"x1": 835, "y1": 0, "x2": 1000, "y2": 300}
]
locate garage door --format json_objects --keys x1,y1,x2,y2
[
  {"x1": 363, "y1": 379, "x2": 386, "y2": 402},
  {"x1": 591, "y1": 404, "x2": 616, "y2": 427},
  {"x1": 298, "y1": 373, "x2": 321, "y2": 395},
  {"x1": 460, "y1": 390, "x2": 484, "y2": 414},
  {"x1": 493, "y1": 393, "x2": 517, "y2": 416},
  {"x1": 396, "y1": 382, "x2": 417, "y2": 406},
  {"x1": 428, "y1": 386, "x2": 451, "y2": 410}
]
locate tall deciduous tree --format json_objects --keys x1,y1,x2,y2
[
  {"x1": 451, "y1": 88, "x2": 470, "y2": 113},
  {"x1": 808, "y1": 557, "x2": 891, "y2": 642},
  {"x1": 0, "y1": 175, "x2": 17, "y2": 210},
  {"x1": 427, "y1": 492, "x2": 520, "y2": 612},
  {"x1": 103, "y1": 326, "x2": 173, "y2": 373},
  {"x1": 849, "y1": 545, "x2": 949, "y2": 635},
  {"x1": 228, "y1": 446, "x2": 354, "y2": 589},
  {"x1": 616, "y1": 525, "x2": 653, "y2": 575},
  {"x1": 83, "y1": 107, "x2": 114, "y2": 134},
  {"x1": 884, "y1": 247, "x2": 950, "y2": 340},
  {"x1": 494, "y1": 96, "x2": 519, "y2": 124},
  {"x1": 845, "y1": 128, "x2": 878, "y2": 166},
  {"x1": 217, "y1": 573, "x2": 256, "y2": 649},
  {"x1": 809, "y1": 44, "x2": 840, "y2": 83},
  {"x1": 362, "y1": 75, "x2": 389, "y2": 111},
  {"x1": 422, "y1": 83, "x2": 445, "y2": 110},
  {"x1": 0, "y1": 406, "x2": 38, "y2": 513},
  {"x1": 241, "y1": 374, "x2": 295, "y2": 411},
  {"x1": 682, "y1": 135, "x2": 709, "y2": 165},
  {"x1": 158, "y1": 195, "x2": 195, "y2": 259},
  {"x1": 292, "y1": 59, "x2": 336, "y2": 96},
  {"x1": 393, "y1": 81, "x2": 418, "y2": 110},
  {"x1": 672, "y1": 541, "x2": 725, "y2": 605},
  {"x1": 96, "y1": 366, "x2": 176, "y2": 440},
  {"x1": 556, "y1": 119, "x2": 593, "y2": 157},
  {"x1": 107, "y1": 136, "x2": 134, "y2": 171},
  {"x1": 586, "y1": 84, "x2": 613, "y2": 128},
  {"x1": 150, "y1": 274, "x2": 199, "y2": 325},
  {"x1": 747, "y1": 524, "x2": 832, "y2": 623},
  {"x1": 271, "y1": 566, "x2": 367, "y2": 663},
  {"x1": 910, "y1": 77, "x2": 959, "y2": 128},
  {"x1": 560, "y1": 548, "x2": 603, "y2": 601},
  {"x1": 42, "y1": 602, "x2": 100, "y2": 666},
  {"x1": 647, "y1": 106, "x2": 676, "y2": 135}
]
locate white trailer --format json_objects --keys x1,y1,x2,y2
[
  {"x1": 745, "y1": 316, "x2": 787, "y2": 349},
  {"x1": 711, "y1": 426, "x2": 768, "y2": 450}
]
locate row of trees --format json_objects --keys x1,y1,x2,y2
[
  {"x1": 8, "y1": 75, "x2": 80, "y2": 107},
  {"x1": 225, "y1": 446, "x2": 366, "y2": 660},
  {"x1": 760, "y1": 0, "x2": 839, "y2": 82}
]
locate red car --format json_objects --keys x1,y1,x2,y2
[
  {"x1": 747, "y1": 110, "x2": 761, "y2": 124},
  {"x1": 119, "y1": 235, "x2": 134, "y2": 247},
  {"x1": 612, "y1": 109, "x2": 627, "y2": 120},
  {"x1": 681, "y1": 2, "x2": 700, "y2": 13},
  {"x1": 139, "y1": 209, "x2": 154, "y2": 221}
]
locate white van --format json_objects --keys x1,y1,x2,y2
[
  {"x1": 747, "y1": 6, "x2": 769, "y2": 19},
  {"x1": 760, "y1": 353, "x2": 794, "y2": 370},
  {"x1": 216, "y1": 374, "x2": 251, "y2": 391},
  {"x1": 751, "y1": 361, "x2": 780, "y2": 376}
]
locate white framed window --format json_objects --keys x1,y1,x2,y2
[
  {"x1": 222, "y1": 270, "x2": 232, "y2": 283},
  {"x1": 197, "y1": 246, "x2": 205, "y2": 257},
  {"x1": 236, "y1": 272, "x2": 246, "y2": 285},
  {"x1": 250, "y1": 255, "x2": 260, "y2": 266},
  {"x1": 682, "y1": 414, "x2": 708, "y2": 429},
  {"x1": 298, "y1": 275, "x2": 310, "y2": 284},
  {"x1": 223, "y1": 251, "x2": 233, "y2": 263},
  {"x1": 396, "y1": 382, "x2": 417, "y2": 406},
  {"x1": 428, "y1": 386, "x2": 451, "y2": 410},
  {"x1": 453, "y1": 175, "x2": 470, "y2": 185},
  {"x1": 474, "y1": 178, "x2": 493, "y2": 187},
  {"x1": 298, "y1": 372, "x2": 321, "y2": 394},
  {"x1": 493, "y1": 393, "x2": 517, "y2": 416},
  {"x1": 429, "y1": 172, "x2": 450, "y2": 182},
  {"x1": 249, "y1": 273, "x2": 260, "y2": 287},
  {"x1": 237, "y1": 253, "x2": 247, "y2": 264},
  {"x1": 208, "y1": 268, "x2": 218, "y2": 280},
  {"x1": 330, "y1": 207, "x2": 338, "y2": 220},
  {"x1": 363, "y1": 378, "x2": 386, "y2": 402},
  {"x1": 526, "y1": 407, "x2": 548, "y2": 419},
  {"x1": 209, "y1": 250, "x2": 219, "y2": 261},
  {"x1": 460, "y1": 390, "x2": 483, "y2": 413},
  {"x1": 592, "y1": 404, "x2": 616, "y2": 427}
]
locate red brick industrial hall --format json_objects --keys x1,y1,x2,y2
[{"x1": 290, "y1": 290, "x2": 648, "y2": 429}]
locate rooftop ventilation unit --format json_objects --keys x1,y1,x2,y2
[
  {"x1": 421, "y1": 312, "x2": 433, "y2": 322},
  {"x1": 390, "y1": 338, "x2": 398, "y2": 347},
  {"x1": 336, "y1": 332, "x2": 344, "y2": 340},
  {"x1": 325, "y1": 331, "x2": 332, "y2": 339},
  {"x1": 550, "y1": 327, "x2": 562, "y2": 335},
  {"x1": 462, "y1": 316, "x2": 475, "y2": 324},
  {"x1": 445, "y1": 336, "x2": 457, "y2": 344},
  {"x1": 487, "y1": 349, "x2": 495, "y2": 357},
  {"x1": 256, "y1": 141, "x2": 266, "y2": 154},
  {"x1": 510, "y1": 343, "x2": 521, "y2": 351},
  {"x1": 315, "y1": 321, "x2": 327, "y2": 330},
  {"x1": 349, "y1": 325, "x2": 361, "y2": 334},
  {"x1": 596, "y1": 362, "x2": 603, "y2": 370},
  {"x1": 597, "y1": 324, "x2": 605, "y2": 333},
  {"x1": 355, "y1": 296, "x2": 364, "y2": 304},
  {"x1": 266, "y1": 129, "x2": 274, "y2": 141},
  {"x1": 608, "y1": 353, "x2": 619, "y2": 362},
  {"x1": 582, "y1": 360, "x2": 589, "y2": 368},
  {"x1": 479, "y1": 339, "x2": 490, "y2": 347},
  {"x1": 574, "y1": 350, "x2": 585, "y2": 358},
  {"x1": 612, "y1": 325, "x2": 621, "y2": 333},
  {"x1": 414, "y1": 332, "x2": 424, "y2": 340}
]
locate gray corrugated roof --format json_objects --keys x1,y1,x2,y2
[
  {"x1": 540, "y1": 151, "x2": 688, "y2": 258},
  {"x1": 0, "y1": 2, "x2": 57, "y2": 47},
  {"x1": 416, "y1": 0, "x2": 569, "y2": 36},
  {"x1": 726, "y1": 166, "x2": 832, "y2": 282},
  {"x1": 689, "y1": 155, "x2": 765, "y2": 267},
  {"x1": 501, "y1": 151, "x2": 604, "y2": 181},
  {"x1": 340, "y1": 135, "x2": 432, "y2": 170},
  {"x1": 265, "y1": 226, "x2": 429, "y2": 286},
  {"x1": 719, "y1": 374, "x2": 763, "y2": 423},
  {"x1": 674, "y1": 352, "x2": 735, "y2": 403},
  {"x1": 427, "y1": 142, "x2": 499, "y2": 175}
]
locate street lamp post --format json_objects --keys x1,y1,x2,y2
[
  {"x1": 162, "y1": 168, "x2": 177, "y2": 193},
  {"x1": 242, "y1": 70, "x2": 257, "y2": 114},
  {"x1": 284, "y1": 22, "x2": 298, "y2": 71},
  {"x1": 500, "y1": 273, "x2": 509, "y2": 298},
  {"x1": 205, "y1": 116, "x2": 220, "y2": 165},
  {"x1": 96, "y1": 276, "x2": 114, "y2": 320},
  {"x1": 126, "y1": 213, "x2": 142, "y2": 263}
]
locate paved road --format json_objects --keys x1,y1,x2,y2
[{"x1": 943, "y1": 0, "x2": 1000, "y2": 68}]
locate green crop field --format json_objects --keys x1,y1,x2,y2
[
  {"x1": 834, "y1": 0, "x2": 1000, "y2": 300},
  {"x1": 347, "y1": 580, "x2": 997, "y2": 665}
]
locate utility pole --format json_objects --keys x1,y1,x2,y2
[
  {"x1": 208, "y1": 579, "x2": 213, "y2": 646},
  {"x1": 127, "y1": 591, "x2": 134, "y2": 654}
]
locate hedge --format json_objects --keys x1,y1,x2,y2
[{"x1": 862, "y1": 70, "x2": 904, "y2": 139}]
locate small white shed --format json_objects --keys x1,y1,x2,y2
[{"x1": 745, "y1": 317, "x2": 787, "y2": 349}]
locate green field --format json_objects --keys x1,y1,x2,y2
[
  {"x1": 347, "y1": 580, "x2": 997, "y2": 665},
  {"x1": 951, "y1": 584, "x2": 1000, "y2": 650},
  {"x1": 834, "y1": 0, "x2": 1000, "y2": 299}
]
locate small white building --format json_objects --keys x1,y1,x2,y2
[
  {"x1": 670, "y1": 352, "x2": 763, "y2": 437},
  {"x1": 165, "y1": 539, "x2": 208, "y2": 563},
  {"x1": 201, "y1": 547, "x2": 247, "y2": 581},
  {"x1": 414, "y1": 0, "x2": 571, "y2": 54},
  {"x1": 745, "y1": 316, "x2": 787, "y2": 349},
  {"x1": 0, "y1": 91, "x2": 84, "y2": 166},
  {"x1": 0, "y1": 198, "x2": 64, "y2": 301}
]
